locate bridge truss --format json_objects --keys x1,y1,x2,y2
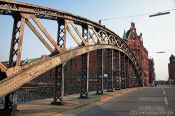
[{"x1": 0, "y1": 0, "x2": 143, "y2": 112}]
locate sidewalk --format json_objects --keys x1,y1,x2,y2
[{"x1": 13, "y1": 87, "x2": 140, "y2": 116}]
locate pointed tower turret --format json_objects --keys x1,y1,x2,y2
[{"x1": 123, "y1": 30, "x2": 128, "y2": 41}]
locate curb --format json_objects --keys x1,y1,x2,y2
[
  {"x1": 16, "y1": 87, "x2": 141, "y2": 116},
  {"x1": 54, "y1": 87, "x2": 140, "y2": 116}
]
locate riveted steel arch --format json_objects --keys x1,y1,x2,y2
[{"x1": 0, "y1": 0, "x2": 143, "y2": 98}]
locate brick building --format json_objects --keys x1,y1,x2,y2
[
  {"x1": 123, "y1": 22, "x2": 149, "y2": 86},
  {"x1": 148, "y1": 58, "x2": 155, "y2": 84},
  {"x1": 168, "y1": 54, "x2": 175, "y2": 84}
]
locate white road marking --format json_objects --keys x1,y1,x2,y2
[{"x1": 162, "y1": 88, "x2": 168, "y2": 105}]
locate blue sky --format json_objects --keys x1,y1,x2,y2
[{"x1": 1, "y1": 0, "x2": 175, "y2": 80}]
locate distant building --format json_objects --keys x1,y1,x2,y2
[
  {"x1": 168, "y1": 54, "x2": 175, "y2": 84},
  {"x1": 123, "y1": 22, "x2": 149, "y2": 86},
  {"x1": 148, "y1": 58, "x2": 155, "y2": 84}
]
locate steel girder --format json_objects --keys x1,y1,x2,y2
[
  {"x1": 82, "y1": 25, "x2": 89, "y2": 43},
  {"x1": 121, "y1": 53, "x2": 126, "y2": 89},
  {"x1": 0, "y1": 1, "x2": 144, "y2": 115},
  {"x1": 0, "y1": 45, "x2": 132, "y2": 97},
  {"x1": 0, "y1": 0, "x2": 142, "y2": 74},
  {"x1": 0, "y1": 0, "x2": 143, "y2": 74},
  {"x1": 57, "y1": 19, "x2": 67, "y2": 52},
  {"x1": 51, "y1": 19, "x2": 67, "y2": 104},
  {"x1": 112, "y1": 50, "x2": 117, "y2": 90},
  {"x1": 80, "y1": 26, "x2": 89, "y2": 98},
  {"x1": 134, "y1": 68, "x2": 139, "y2": 87},
  {"x1": 9, "y1": 14, "x2": 25, "y2": 66},
  {"x1": 80, "y1": 53, "x2": 89, "y2": 98},
  {"x1": 107, "y1": 49, "x2": 113, "y2": 92},
  {"x1": 0, "y1": 1, "x2": 143, "y2": 98},
  {"x1": 96, "y1": 49, "x2": 103, "y2": 94},
  {"x1": 135, "y1": 68, "x2": 142, "y2": 87},
  {"x1": 51, "y1": 65, "x2": 64, "y2": 105},
  {"x1": 128, "y1": 62, "x2": 132, "y2": 88},
  {"x1": 4, "y1": 14, "x2": 25, "y2": 111},
  {"x1": 132, "y1": 65, "x2": 137, "y2": 87},
  {"x1": 125, "y1": 57, "x2": 129, "y2": 88},
  {"x1": 114, "y1": 51, "x2": 121, "y2": 90},
  {"x1": 0, "y1": 0, "x2": 122, "y2": 40},
  {"x1": 132, "y1": 67, "x2": 140, "y2": 87}
]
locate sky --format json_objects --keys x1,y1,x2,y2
[{"x1": 1, "y1": 0, "x2": 175, "y2": 81}]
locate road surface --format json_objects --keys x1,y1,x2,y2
[{"x1": 62, "y1": 85, "x2": 175, "y2": 116}]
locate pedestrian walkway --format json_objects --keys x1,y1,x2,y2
[{"x1": 12, "y1": 88, "x2": 139, "y2": 116}]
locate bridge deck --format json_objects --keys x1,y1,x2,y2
[{"x1": 0, "y1": 88, "x2": 138, "y2": 116}]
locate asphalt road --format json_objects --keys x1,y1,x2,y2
[{"x1": 63, "y1": 85, "x2": 175, "y2": 116}]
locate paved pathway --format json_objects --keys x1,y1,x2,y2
[{"x1": 10, "y1": 88, "x2": 138, "y2": 116}]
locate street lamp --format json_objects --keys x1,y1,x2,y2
[
  {"x1": 156, "y1": 51, "x2": 166, "y2": 54},
  {"x1": 149, "y1": 11, "x2": 170, "y2": 17}
]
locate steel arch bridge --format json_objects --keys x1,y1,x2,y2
[{"x1": 0, "y1": 0, "x2": 143, "y2": 110}]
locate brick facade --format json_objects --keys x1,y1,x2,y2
[
  {"x1": 168, "y1": 54, "x2": 175, "y2": 84},
  {"x1": 148, "y1": 58, "x2": 155, "y2": 84},
  {"x1": 28, "y1": 22, "x2": 149, "y2": 88},
  {"x1": 123, "y1": 22, "x2": 149, "y2": 86}
]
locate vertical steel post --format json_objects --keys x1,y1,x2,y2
[
  {"x1": 9, "y1": 15, "x2": 25, "y2": 66},
  {"x1": 57, "y1": 19, "x2": 67, "y2": 52},
  {"x1": 133, "y1": 68, "x2": 137, "y2": 87},
  {"x1": 111, "y1": 49, "x2": 114, "y2": 91},
  {"x1": 130, "y1": 64, "x2": 133, "y2": 87},
  {"x1": 4, "y1": 14, "x2": 25, "y2": 112},
  {"x1": 121, "y1": 53, "x2": 126, "y2": 89},
  {"x1": 128, "y1": 61, "x2": 132, "y2": 88},
  {"x1": 128, "y1": 58, "x2": 130, "y2": 87},
  {"x1": 80, "y1": 25, "x2": 89, "y2": 98},
  {"x1": 96, "y1": 49, "x2": 104, "y2": 94},
  {"x1": 51, "y1": 64, "x2": 64, "y2": 105},
  {"x1": 80, "y1": 53, "x2": 89, "y2": 98},
  {"x1": 51, "y1": 19, "x2": 67, "y2": 105},
  {"x1": 82, "y1": 25, "x2": 89, "y2": 43},
  {"x1": 107, "y1": 49, "x2": 113, "y2": 92},
  {"x1": 125, "y1": 57, "x2": 129, "y2": 88},
  {"x1": 115, "y1": 51, "x2": 121, "y2": 90},
  {"x1": 119, "y1": 52, "x2": 121, "y2": 89},
  {"x1": 113, "y1": 50, "x2": 117, "y2": 90},
  {"x1": 132, "y1": 64, "x2": 135, "y2": 87},
  {"x1": 135, "y1": 68, "x2": 138, "y2": 87},
  {"x1": 135, "y1": 69, "x2": 142, "y2": 87}
]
